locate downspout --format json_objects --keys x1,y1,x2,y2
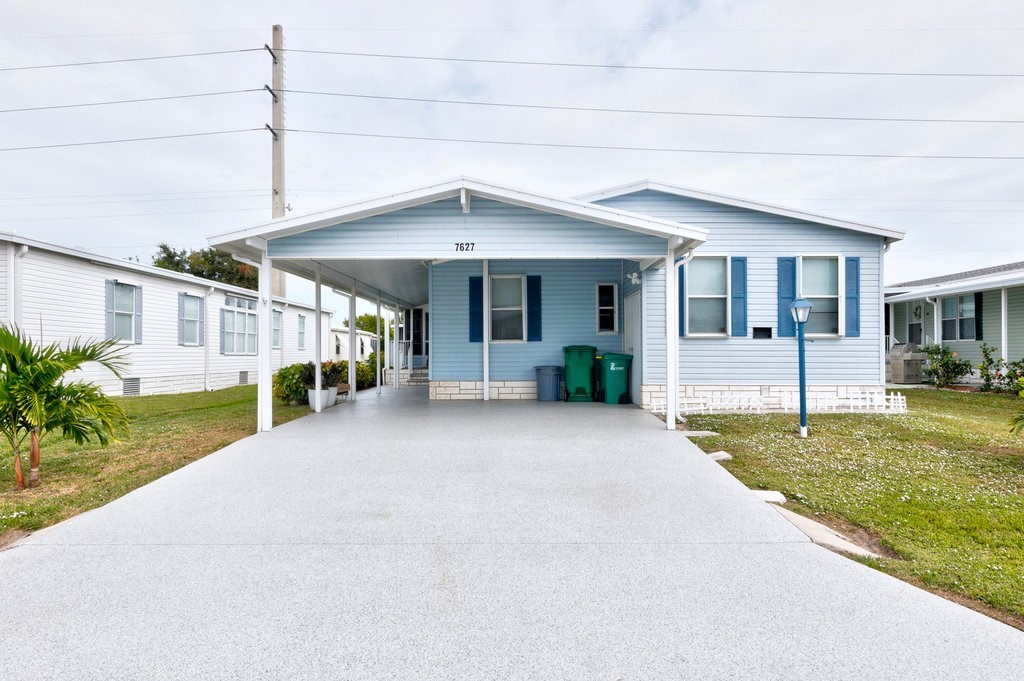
[
  {"x1": 12, "y1": 245, "x2": 28, "y2": 327},
  {"x1": 204, "y1": 286, "x2": 214, "y2": 391}
]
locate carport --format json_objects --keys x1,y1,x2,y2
[{"x1": 209, "y1": 177, "x2": 707, "y2": 431}]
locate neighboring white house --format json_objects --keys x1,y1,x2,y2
[
  {"x1": 0, "y1": 232, "x2": 332, "y2": 396},
  {"x1": 331, "y1": 326, "x2": 380, "y2": 363}
]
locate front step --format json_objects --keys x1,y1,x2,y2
[{"x1": 401, "y1": 368, "x2": 429, "y2": 386}]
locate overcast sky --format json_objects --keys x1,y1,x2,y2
[{"x1": 3, "y1": 1, "x2": 1024, "y2": 318}]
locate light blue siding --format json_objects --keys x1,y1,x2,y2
[
  {"x1": 599, "y1": 191, "x2": 885, "y2": 386},
  {"x1": 269, "y1": 197, "x2": 668, "y2": 259},
  {"x1": 430, "y1": 259, "x2": 625, "y2": 381}
]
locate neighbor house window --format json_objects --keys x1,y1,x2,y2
[
  {"x1": 298, "y1": 315, "x2": 306, "y2": 349},
  {"x1": 113, "y1": 282, "x2": 137, "y2": 342},
  {"x1": 222, "y1": 309, "x2": 257, "y2": 354},
  {"x1": 800, "y1": 256, "x2": 840, "y2": 335},
  {"x1": 597, "y1": 283, "x2": 618, "y2": 334},
  {"x1": 182, "y1": 294, "x2": 201, "y2": 345},
  {"x1": 272, "y1": 310, "x2": 282, "y2": 349},
  {"x1": 942, "y1": 295, "x2": 975, "y2": 341},
  {"x1": 687, "y1": 257, "x2": 728, "y2": 335},
  {"x1": 490, "y1": 275, "x2": 525, "y2": 341}
]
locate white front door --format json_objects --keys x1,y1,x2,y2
[{"x1": 623, "y1": 292, "x2": 642, "y2": 405}]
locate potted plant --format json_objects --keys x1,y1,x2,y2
[{"x1": 301, "y1": 361, "x2": 344, "y2": 410}]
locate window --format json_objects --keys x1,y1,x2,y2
[
  {"x1": 222, "y1": 308, "x2": 257, "y2": 355},
  {"x1": 942, "y1": 295, "x2": 975, "y2": 341},
  {"x1": 597, "y1": 283, "x2": 618, "y2": 334},
  {"x1": 687, "y1": 257, "x2": 728, "y2": 335},
  {"x1": 182, "y1": 294, "x2": 201, "y2": 345},
  {"x1": 297, "y1": 315, "x2": 306, "y2": 349},
  {"x1": 272, "y1": 310, "x2": 282, "y2": 349},
  {"x1": 801, "y1": 256, "x2": 840, "y2": 335},
  {"x1": 113, "y1": 282, "x2": 136, "y2": 342},
  {"x1": 490, "y1": 275, "x2": 525, "y2": 341},
  {"x1": 335, "y1": 334, "x2": 341, "y2": 356}
]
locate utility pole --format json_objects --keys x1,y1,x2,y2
[{"x1": 268, "y1": 24, "x2": 286, "y2": 297}]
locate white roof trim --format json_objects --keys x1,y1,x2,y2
[
  {"x1": 886, "y1": 271, "x2": 1024, "y2": 302},
  {"x1": 576, "y1": 179, "x2": 905, "y2": 243},
  {"x1": 208, "y1": 176, "x2": 709, "y2": 249},
  {"x1": 0, "y1": 232, "x2": 326, "y2": 313}
]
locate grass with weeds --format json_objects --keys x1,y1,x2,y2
[
  {"x1": 1, "y1": 386, "x2": 309, "y2": 541},
  {"x1": 685, "y1": 389, "x2": 1024, "y2": 625}
]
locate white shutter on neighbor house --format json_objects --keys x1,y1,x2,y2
[
  {"x1": 177, "y1": 293, "x2": 186, "y2": 346},
  {"x1": 104, "y1": 280, "x2": 116, "y2": 338},
  {"x1": 133, "y1": 286, "x2": 143, "y2": 344}
]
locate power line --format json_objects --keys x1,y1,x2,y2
[
  {"x1": 0, "y1": 48, "x2": 261, "y2": 72},
  {"x1": 286, "y1": 88, "x2": 1024, "y2": 124},
  {"x1": 0, "y1": 89, "x2": 262, "y2": 114},
  {"x1": 284, "y1": 48, "x2": 1024, "y2": 77},
  {"x1": 0, "y1": 129, "x2": 262, "y2": 152},
  {"x1": 1, "y1": 207, "x2": 269, "y2": 222},
  {"x1": 2, "y1": 195, "x2": 270, "y2": 208},
  {"x1": 0, "y1": 188, "x2": 268, "y2": 201},
  {"x1": 285, "y1": 127, "x2": 1024, "y2": 160}
]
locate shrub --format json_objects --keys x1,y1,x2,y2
[
  {"x1": 299, "y1": 361, "x2": 345, "y2": 389},
  {"x1": 921, "y1": 344, "x2": 973, "y2": 388},
  {"x1": 997, "y1": 359, "x2": 1024, "y2": 395},
  {"x1": 978, "y1": 342, "x2": 1004, "y2": 392},
  {"x1": 272, "y1": 363, "x2": 307, "y2": 403}
]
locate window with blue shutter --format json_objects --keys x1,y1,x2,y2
[
  {"x1": 777, "y1": 257, "x2": 797, "y2": 337},
  {"x1": 844, "y1": 257, "x2": 861, "y2": 337},
  {"x1": 730, "y1": 257, "x2": 748, "y2": 337},
  {"x1": 526, "y1": 275, "x2": 542, "y2": 342},
  {"x1": 468, "y1": 276, "x2": 483, "y2": 342}
]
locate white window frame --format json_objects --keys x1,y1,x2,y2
[
  {"x1": 272, "y1": 309, "x2": 282, "y2": 349},
  {"x1": 489, "y1": 274, "x2": 526, "y2": 344},
  {"x1": 596, "y1": 282, "x2": 619, "y2": 335},
  {"x1": 797, "y1": 254, "x2": 845, "y2": 338},
  {"x1": 941, "y1": 294, "x2": 976, "y2": 342},
  {"x1": 222, "y1": 308, "x2": 257, "y2": 355},
  {"x1": 684, "y1": 255, "x2": 731, "y2": 338},
  {"x1": 181, "y1": 293, "x2": 202, "y2": 347},
  {"x1": 297, "y1": 314, "x2": 306, "y2": 349},
  {"x1": 112, "y1": 281, "x2": 137, "y2": 344}
]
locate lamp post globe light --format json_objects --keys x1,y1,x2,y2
[{"x1": 790, "y1": 298, "x2": 813, "y2": 438}]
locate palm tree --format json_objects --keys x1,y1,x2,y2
[
  {"x1": 0, "y1": 325, "x2": 128, "y2": 489},
  {"x1": 1012, "y1": 413, "x2": 1024, "y2": 436}
]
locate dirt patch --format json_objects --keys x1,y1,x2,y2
[
  {"x1": 902, "y1": 579, "x2": 1024, "y2": 631},
  {"x1": 788, "y1": 509, "x2": 904, "y2": 560},
  {"x1": 0, "y1": 529, "x2": 30, "y2": 550}
]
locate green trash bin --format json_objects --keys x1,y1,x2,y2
[
  {"x1": 599, "y1": 352, "x2": 633, "y2": 405},
  {"x1": 563, "y1": 345, "x2": 597, "y2": 402}
]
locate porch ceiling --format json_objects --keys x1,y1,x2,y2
[{"x1": 272, "y1": 258, "x2": 428, "y2": 308}]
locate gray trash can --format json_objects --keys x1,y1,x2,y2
[{"x1": 535, "y1": 365, "x2": 562, "y2": 401}]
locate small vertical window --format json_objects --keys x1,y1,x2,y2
[
  {"x1": 113, "y1": 282, "x2": 136, "y2": 342},
  {"x1": 687, "y1": 257, "x2": 728, "y2": 335},
  {"x1": 801, "y1": 257, "x2": 840, "y2": 334},
  {"x1": 272, "y1": 310, "x2": 282, "y2": 349},
  {"x1": 182, "y1": 294, "x2": 201, "y2": 345},
  {"x1": 490, "y1": 275, "x2": 525, "y2": 341},
  {"x1": 298, "y1": 315, "x2": 306, "y2": 349},
  {"x1": 597, "y1": 283, "x2": 618, "y2": 334}
]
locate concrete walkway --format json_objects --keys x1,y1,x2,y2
[{"x1": 1, "y1": 388, "x2": 1021, "y2": 679}]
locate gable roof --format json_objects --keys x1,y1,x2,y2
[
  {"x1": 575, "y1": 180, "x2": 905, "y2": 244},
  {"x1": 208, "y1": 176, "x2": 709, "y2": 260},
  {"x1": 890, "y1": 261, "x2": 1024, "y2": 288}
]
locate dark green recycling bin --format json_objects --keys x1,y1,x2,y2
[
  {"x1": 599, "y1": 352, "x2": 633, "y2": 404},
  {"x1": 563, "y1": 345, "x2": 597, "y2": 402}
]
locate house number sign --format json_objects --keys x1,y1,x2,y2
[{"x1": 454, "y1": 242, "x2": 476, "y2": 251}]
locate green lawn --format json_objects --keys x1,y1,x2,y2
[
  {"x1": 1, "y1": 386, "x2": 309, "y2": 544},
  {"x1": 684, "y1": 389, "x2": 1024, "y2": 627}
]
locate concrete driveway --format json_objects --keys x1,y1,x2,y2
[{"x1": 1, "y1": 388, "x2": 1022, "y2": 679}]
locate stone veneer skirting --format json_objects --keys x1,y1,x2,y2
[
  {"x1": 430, "y1": 380, "x2": 538, "y2": 400},
  {"x1": 640, "y1": 384, "x2": 886, "y2": 411}
]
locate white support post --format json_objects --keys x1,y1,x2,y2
[
  {"x1": 482, "y1": 259, "x2": 490, "y2": 401},
  {"x1": 392, "y1": 306, "x2": 399, "y2": 390},
  {"x1": 933, "y1": 299, "x2": 942, "y2": 345},
  {"x1": 376, "y1": 294, "x2": 382, "y2": 395},
  {"x1": 314, "y1": 264, "x2": 323, "y2": 413},
  {"x1": 1002, "y1": 287, "x2": 1010, "y2": 359},
  {"x1": 348, "y1": 283, "x2": 357, "y2": 401},
  {"x1": 257, "y1": 248, "x2": 274, "y2": 432},
  {"x1": 665, "y1": 246, "x2": 678, "y2": 431}
]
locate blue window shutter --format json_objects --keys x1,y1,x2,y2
[
  {"x1": 778, "y1": 257, "x2": 797, "y2": 337},
  {"x1": 219, "y1": 309, "x2": 227, "y2": 354},
  {"x1": 974, "y1": 291, "x2": 984, "y2": 340},
  {"x1": 133, "y1": 286, "x2": 143, "y2": 344},
  {"x1": 104, "y1": 280, "x2": 115, "y2": 338},
  {"x1": 730, "y1": 257, "x2": 748, "y2": 337},
  {"x1": 177, "y1": 293, "x2": 185, "y2": 346},
  {"x1": 468, "y1": 276, "x2": 483, "y2": 342},
  {"x1": 677, "y1": 263, "x2": 686, "y2": 336},
  {"x1": 845, "y1": 257, "x2": 861, "y2": 338},
  {"x1": 198, "y1": 296, "x2": 205, "y2": 347},
  {"x1": 526, "y1": 275, "x2": 542, "y2": 342}
]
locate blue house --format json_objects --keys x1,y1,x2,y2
[{"x1": 209, "y1": 177, "x2": 904, "y2": 431}]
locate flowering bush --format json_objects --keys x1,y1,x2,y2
[
  {"x1": 978, "y1": 343, "x2": 1004, "y2": 392},
  {"x1": 996, "y1": 359, "x2": 1024, "y2": 395},
  {"x1": 921, "y1": 344, "x2": 973, "y2": 387}
]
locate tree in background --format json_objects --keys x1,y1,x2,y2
[
  {"x1": 343, "y1": 313, "x2": 394, "y2": 339},
  {"x1": 153, "y1": 243, "x2": 258, "y2": 290}
]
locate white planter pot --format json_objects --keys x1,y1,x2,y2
[{"x1": 307, "y1": 387, "x2": 338, "y2": 410}]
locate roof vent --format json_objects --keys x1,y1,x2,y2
[
  {"x1": 239, "y1": 371, "x2": 249, "y2": 385},
  {"x1": 122, "y1": 378, "x2": 141, "y2": 396}
]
